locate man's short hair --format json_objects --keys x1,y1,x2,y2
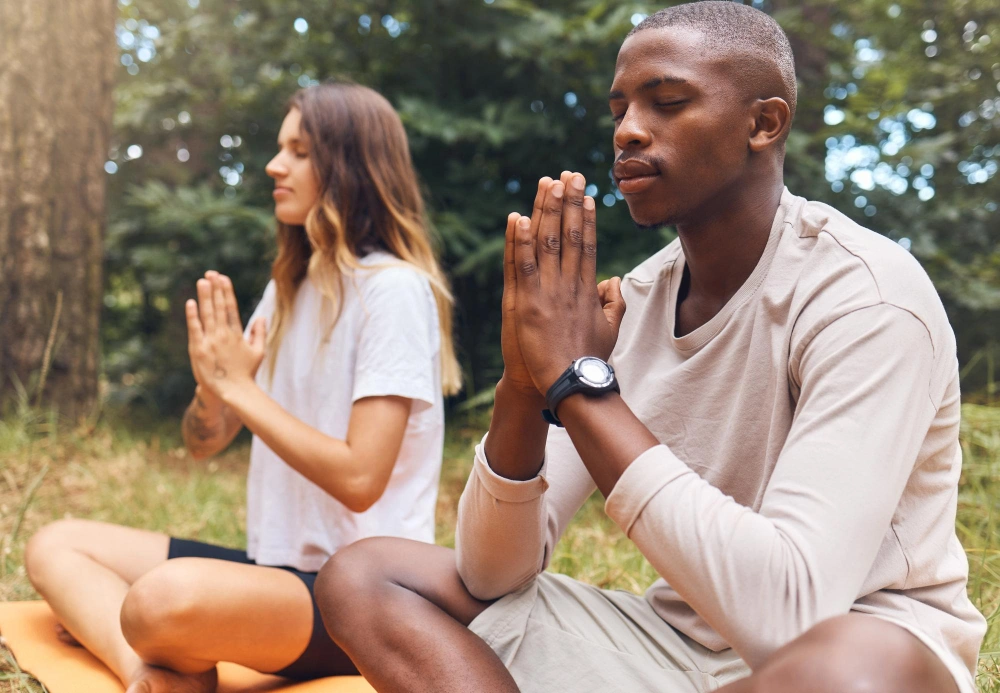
[{"x1": 630, "y1": 1, "x2": 797, "y2": 122}]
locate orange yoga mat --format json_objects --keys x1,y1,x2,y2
[{"x1": 0, "y1": 600, "x2": 375, "y2": 692}]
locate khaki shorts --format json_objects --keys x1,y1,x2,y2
[
  {"x1": 468, "y1": 572, "x2": 751, "y2": 693},
  {"x1": 469, "y1": 573, "x2": 977, "y2": 693}
]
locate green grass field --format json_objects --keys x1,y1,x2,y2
[{"x1": 0, "y1": 403, "x2": 997, "y2": 691}]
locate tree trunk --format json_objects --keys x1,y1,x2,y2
[{"x1": 0, "y1": 0, "x2": 116, "y2": 420}]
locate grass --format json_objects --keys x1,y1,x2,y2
[{"x1": 0, "y1": 402, "x2": 998, "y2": 691}]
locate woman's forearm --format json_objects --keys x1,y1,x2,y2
[
  {"x1": 219, "y1": 379, "x2": 376, "y2": 512},
  {"x1": 181, "y1": 386, "x2": 243, "y2": 459}
]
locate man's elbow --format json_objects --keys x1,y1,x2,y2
[{"x1": 455, "y1": 544, "x2": 539, "y2": 601}]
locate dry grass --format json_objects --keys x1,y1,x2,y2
[{"x1": 0, "y1": 403, "x2": 997, "y2": 691}]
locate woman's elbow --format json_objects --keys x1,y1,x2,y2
[{"x1": 337, "y1": 474, "x2": 388, "y2": 513}]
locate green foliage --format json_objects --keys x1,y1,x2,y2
[
  {"x1": 105, "y1": 0, "x2": 999, "y2": 409},
  {"x1": 105, "y1": 182, "x2": 273, "y2": 410}
]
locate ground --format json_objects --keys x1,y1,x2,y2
[{"x1": 0, "y1": 404, "x2": 997, "y2": 692}]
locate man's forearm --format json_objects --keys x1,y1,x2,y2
[
  {"x1": 182, "y1": 387, "x2": 240, "y2": 459},
  {"x1": 482, "y1": 377, "x2": 550, "y2": 480},
  {"x1": 557, "y1": 391, "x2": 659, "y2": 496}
]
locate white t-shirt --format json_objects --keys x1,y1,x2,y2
[{"x1": 243, "y1": 251, "x2": 444, "y2": 572}]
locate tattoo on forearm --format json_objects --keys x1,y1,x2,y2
[{"x1": 182, "y1": 396, "x2": 225, "y2": 456}]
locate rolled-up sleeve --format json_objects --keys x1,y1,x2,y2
[{"x1": 456, "y1": 426, "x2": 597, "y2": 600}]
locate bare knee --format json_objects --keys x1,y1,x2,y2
[
  {"x1": 120, "y1": 558, "x2": 204, "y2": 661},
  {"x1": 315, "y1": 538, "x2": 397, "y2": 641},
  {"x1": 747, "y1": 615, "x2": 957, "y2": 693},
  {"x1": 25, "y1": 519, "x2": 92, "y2": 593}
]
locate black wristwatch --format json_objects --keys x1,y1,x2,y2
[{"x1": 541, "y1": 356, "x2": 620, "y2": 427}]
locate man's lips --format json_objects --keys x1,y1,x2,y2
[{"x1": 613, "y1": 159, "x2": 660, "y2": 194}]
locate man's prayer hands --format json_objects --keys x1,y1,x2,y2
[
  {"x1": 504, "y1": 171, "x2": 626, "y2": 396},
  {"x1": 185, "y1": 271, "x2": 266, "y2": 404}
]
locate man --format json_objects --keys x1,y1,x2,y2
[{"x1": 314, "y1": 3, "x2": 986, "y2": 691}]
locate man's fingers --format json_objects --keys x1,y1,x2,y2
[
  {"x1": 560, "y1": 173, "x2": 586, "y2": 283},
  {"x1": 503, "y1": 212, "x2": 520, "y2": 310},
  {"x1": 600, "y1": 276, "x2": 627, "y2": 328},
  {"x1": 581, "y1": 195, "x2": 598, "y2": 288},
  {"x1": 185, "y1": 299, "x2": 204, "y2": 347},
  {"x1": 513, "y1": 215, "x2": 539, "y2": 291},
  {"x1": 536, "y1": 180, "x2": 564, "y2": 281},
  {"x1": 528, "y1": 177, "x2": 553, "y2": 242},
  {"x1": 197, "y1": 278, "x2": 216, "y2": 334},
  {"x1": 220, "y1": 275, "x2": 242, "y2": 331}
]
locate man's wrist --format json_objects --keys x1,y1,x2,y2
[
  {"x1": 497, "y1": 373, "x2": 544, "y2": 407},
  {"x1": 485, "y1": 376, "x2": 549, "y2": 481}
]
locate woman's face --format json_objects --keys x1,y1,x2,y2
[{"x1": 265, "y1": 108, "x2": 321, "y2": 226}]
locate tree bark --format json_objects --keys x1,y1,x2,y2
[{"x1": 0, "y1": 0, "x2": 116, "y2": 419}]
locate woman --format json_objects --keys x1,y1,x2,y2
[{"x1": 25, "y1": 81, "x2": 461, "y2": 692}]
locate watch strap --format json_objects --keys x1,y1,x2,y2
[
  {"x1": 541, "y1": 364, "x2": 576, "y2": 427},
  {"x1": 541, "y1": 359, "x2": 619, "y2": 427}
]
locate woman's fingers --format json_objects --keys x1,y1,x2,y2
[
  {"x1": 197, "y1": 278, "x2": 216, "y2": 334},
  {"x1": 220, "y1": 275, "x2": 242, "y2": 332},
  {"x1": 211, "y1": 275, "x2": 230, "y2": 331},
  {"x1": 185, "y1": 299, "x2": 204, "y2": 348},
  {"x1": 249, "y1": 317, "x2": 267, "y2": 354}
]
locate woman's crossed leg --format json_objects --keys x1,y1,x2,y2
[{"x1": 25, "y1": 518, "x2": 340, "y2": 692}]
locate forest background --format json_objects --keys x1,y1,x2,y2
[{"x1": 92, "y1": 0, "x2": 1000, "y2": 411}]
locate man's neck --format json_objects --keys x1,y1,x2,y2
[{"x1": 673, "y1": 175, "x2": 785, "y2": 337}]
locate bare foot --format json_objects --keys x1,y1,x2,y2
[
  {"x1": 124, "y1": 664, "x2": 218, "y2": 693},
  {"x1": 54, "y1": 622, "x2": 81, "y2": 647}
]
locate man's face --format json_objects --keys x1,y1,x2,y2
[{"x1": 610, "y1": 27, "x2": 752, "y2": 227}]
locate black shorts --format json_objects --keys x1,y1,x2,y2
[{"x1": 166, "y1": 537, "x2": 355, "y2": 679}]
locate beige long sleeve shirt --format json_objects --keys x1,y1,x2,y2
[{"x1": 455, "y1": 189, "x2": 986, "y2": 683}]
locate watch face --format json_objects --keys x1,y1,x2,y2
[{"x1": 575, "y1": 357, "x2": 613, "y2": 388}]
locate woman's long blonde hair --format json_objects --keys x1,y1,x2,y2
[{"x1": 267, "y1": 81, "x2": 461, "y2": 396}]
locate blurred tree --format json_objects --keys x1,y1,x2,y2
[
  {"x1": 0, "y1": 0, "x2": 116, "y2": 419},
  {"x1": 102, "y1": 0, "x2": 999, "y2": 411}
]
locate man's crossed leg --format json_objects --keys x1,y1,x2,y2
[{"x1": 316, "y1": 538, "x2": 956, "y2": 693}]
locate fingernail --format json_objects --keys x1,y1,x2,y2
[
  {"x1": 584, "y1": 196, "x2": 595, "y2": 210},
  {"x1": 552, "y1": 183, "x2": 564, "y2": 199},
  {"x1": 572, "y1": 174, "x2": 585, "y2": 191},
  {"x1": 518, "y1": 217, "x2": 531, "y2": 229}
]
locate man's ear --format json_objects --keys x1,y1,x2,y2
[{"x1": 748, "y1": 97, "x2": 791, "y2": 152}]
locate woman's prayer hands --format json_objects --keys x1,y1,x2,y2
[
  {"x1": 185, "y1": 271, "x2": 266, "y2": 404},
  {"x1": 504, "y1": 171, "x2": 627, "y2": 396}
]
